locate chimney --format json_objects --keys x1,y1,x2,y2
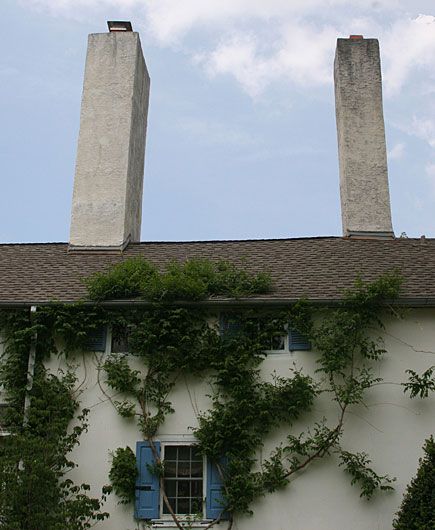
[
  {"x1": 334, "y1": 36, "x2": 394, "y2": 239},
  {"x1": 69, "y1": 22, "x2": 150, "y2": 250}
]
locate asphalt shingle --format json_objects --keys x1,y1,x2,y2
[{"x1": 0, "y1": 237, "x2": 434, "y2": 304}]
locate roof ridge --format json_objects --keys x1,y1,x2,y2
[
  {"x1": 1, "y1": 236, "x2": 434, "y2": 247},
  {"x1": 0, "y1": 242, "x2": 69, "y2": 247}
]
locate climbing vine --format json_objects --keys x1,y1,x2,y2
[
  {"x1": 0, "y1": 308, "x2": 111, "y2": 530},
  {"x1": 109, "y1": 447, "x2": 137, "y2": 505},
  {"x1": 0, "y1": 258, "x2": 434, "y2": 529},
  {"x1": 99, "y1": 264, "x2": 407, "y2": 527}
]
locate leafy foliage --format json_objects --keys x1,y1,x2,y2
[
  {"x1": 85, "y1": 257, "x2": 272, "y2": 301},
  {"x1": 109, "y1": 447, "x2": 137, "y2": 504},
  {"x1": 0, "y1": 309, "x2": 110, "y2": 530},
  {"x1": 195, "y1": 370, "x2": 317, "y2": 514},
  {"x1": 2, "y1": 261, "x2": 433, "y2": 529},
  {"x1": 393, "y1": 436, "x2": 435, "y2": 530},
  {"x1": 102, "y1": 269, "x2": 413, "y2": 521},
  {"x1": 339, "y1": 450, "x2": 395, "y2": 499},
  {"x1": 404, "y1": 366, "x2": 435, "y2": 399}
]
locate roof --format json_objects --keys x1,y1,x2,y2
[{"x1": 0, "y1": 237, "x2": 434, "y2": 305}]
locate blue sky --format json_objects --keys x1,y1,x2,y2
[{"x1": 1, "y1": 0, "x2": 435, "y2": 243}]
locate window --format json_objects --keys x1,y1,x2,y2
[
  {"x1": 265, "y1": 326, "x2": 311, "y2": 353},
  {"x1": 268, "y1": 333, "x2": 286, "y2": 351},
  {"x1": 0, "y1": 403, "x2": 9, "y2": 436},
  {"x1": 110, "y1": 325, "x2": 130, "y2": 353},
  {"x1": 219, "y1": 315, "x2": 242, "y2": 338},
  {"x1": 220, "y1": 314, "x2": 311, "y2": 353},
  {"x1": 135, "y1": 441, "x2": 227, "y2": 522},
  {"x1": 162, "y1": 445, "x2": 203, "y2": 516},
  {"x1": 0, "y1": 398, "x2": 11, "y2": 438},
  {"x1": 84, "y1": 327, "x2": 107, "y2": 352}
]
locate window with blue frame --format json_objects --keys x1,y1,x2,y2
[{"x1": 135, "y1": 441, "x2": 227, "y2": 521}]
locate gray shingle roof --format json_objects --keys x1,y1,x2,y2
[{"x1": 0, "y1": 237, "x2": 434, "y2": 305}]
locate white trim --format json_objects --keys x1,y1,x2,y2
[
  {"x1": 158, "y1": 434, "x2": 197, "y2": 443},
  {"x1": 264, "y1": 329, "x2": 290, "y2": 355},
  {"x1": 151, "y1": 517, "x2": 213, "y2": 528},
  {"x1": 105, "y1": 326, "x2": 112, "y2": 355},
  {"x1": 151, "y1": 519, "x2": 215, "y2": 530}
]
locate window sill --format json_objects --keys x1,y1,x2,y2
[{"x1": 151, "y1": 521, "x2": 215, "y2": 529}]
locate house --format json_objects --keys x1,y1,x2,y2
[{"x1": 0, "y1": 23, "x2": 434, "y2": 530}]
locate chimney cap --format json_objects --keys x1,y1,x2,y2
[
  {"x1": 349, "y1": 35, "x2": 364, "y2": 40},
  {"x1": 107, "y1": 21, "x2": 133, "y2": 32}
]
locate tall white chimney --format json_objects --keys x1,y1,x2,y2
[
  {"x1": 334, "y1": 36, "x2": 394, "y2": 238},
  {"x1": 70, "y1": 22, "x2": 150, "y2": 250}
]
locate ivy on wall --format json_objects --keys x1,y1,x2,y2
[
  {"x1": 100, "y1": 263, "x2": 408, "y2": 528},
  {"x1": 0, "y1": 258, "x2": 434, "y2": 529},
  {"x1": 0, "y1": 309, "x2": 110, "y2": 530}
]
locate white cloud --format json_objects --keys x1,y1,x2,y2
[
  {"x1": 191, "y1": 12, "x2": 435, "y2": 98},
  {"x1": 21, "y1": 0, "x2": 140, "y2": 10},
  {"x1": 388, "y1": 142, "x2": 405, "y2": 160},
  {"x1": 19, "y1": 0, "x2": 435, "y2": 100},
  {"x1": 408, "y1": 115, "x2": 435, "y2": 148},
  {"x1": 382, "y1": 15, "x2": 435, "y2": 95},
  {"x1": 195, "y1": 23, "x2": 338, "y2": 98},
  {"x1": 20, "y1": 0, "x2": 392, "y2": 38},
  {"x1": 393, "y1": 111, "x2": 435, "y2": 149},
  {"x1": 195, "y1": 33, "x2": 267, "y2": 98},
  {"x1": 144, "y1": 0, "x2": 348, "y2": 44},
  {"x1": 20, "y1": 0, "x2": 412, "y2": 42}
]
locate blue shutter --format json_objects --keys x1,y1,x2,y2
[
  {"x1": 288, "y1": 327, "x2": 311, "y2": 351},
  {"x1": 135, "y1": 441, "x2": 160, "y2": 520},
  {"x1": 206, "y1": 458, "x2": 228, "y2": 520},
  {"x1": 84, "y1": 327, "x2": 107, "y2": 352}
]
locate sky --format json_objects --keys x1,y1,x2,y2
[{"x1": 1, "y1": 0, "x2": 435, "y2": 243}]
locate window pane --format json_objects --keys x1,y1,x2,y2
[
  {"x1": 164, "y1": 461, "x2": 176, "y2": 477},
  {"x1": 191, "y1": 480, "x2": 202, "y2": 497},
  {"x1": 271, "y1": 335, "x2": 285, "y2": 350},
  {"x1": 191, "y1": 461, "x2": 203, "y2": 478},
  {"x1": 178, "y1": 480, "x2": 190, "y2": 497},
  {"x1": 177, "y1": 461, "x2": 190, "y2": 477},
  {"x1": 164, "y1": 480, "x2": 176, "y2": 497},
  {"x1": 165, "y1": 446, "x2": 177, "y2": 460},
  {"x1": 191, "y1": 497, "x2": 203, "y2": 514},
  {"x1": 111, "y1": 335, "x2": 129, "y2": 353},
  {"x1": 178, "y1": 446, "x2": 190, "y2": 460},
  {"x1": 163, "y1": 497, "x2": 176, "y2": 514},
  {"x1": 177, "y1": 498, "x2": 189, "y2": 514}
]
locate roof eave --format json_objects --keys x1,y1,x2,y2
[{"x1": 0, "y1": 297, "x2": 434, "y2": 308}]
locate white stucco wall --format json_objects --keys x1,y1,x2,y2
[{"x1": 47, "y1": 309, "x2": 435, "y2": 530}]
